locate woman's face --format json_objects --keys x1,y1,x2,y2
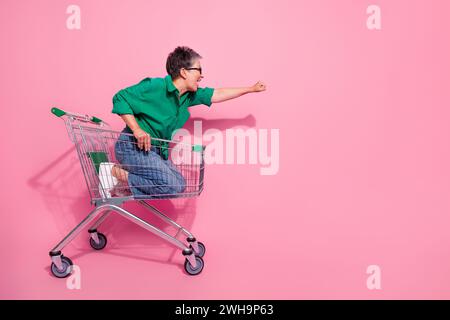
[{"x1": 184, "y1": 59, "x2": 204, "y2": 92}]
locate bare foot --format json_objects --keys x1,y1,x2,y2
[{"x1": 112, "y1": 165, "x2": 129, "y2": 183}]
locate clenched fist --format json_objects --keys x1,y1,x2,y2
[{"x1": 252, "y1": 81, "x2": 267, "y2": 92}]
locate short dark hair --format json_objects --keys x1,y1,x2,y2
[{"x1": 166, "y1": 46, "x2": 202, "y2": 79}]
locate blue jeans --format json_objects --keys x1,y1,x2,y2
[{"x1": 114, "y1": 128, "x2": 186, "y2": 198}]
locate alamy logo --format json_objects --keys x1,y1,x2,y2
[
  {"x1": 66, "y1": 265, "x2": 81, "y2": 290},
  {"x1": 172, "y1": 121, "x2": 280, "y2": 176},
  {"x1": 66, "y1": 5, "x2": 81, "y2": 30},
  {"x1": 366, "y1": 5, "x2": 381, "y2": 30},
  {"x1": 366, "y1": 265, "x2": 381, "y2": 290}
]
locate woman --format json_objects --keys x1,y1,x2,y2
[{"x1": 99, "y1": 46, "x2": 266, "y2": 198}]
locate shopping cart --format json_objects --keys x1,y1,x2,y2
[{"x1": 48, "y1": 107, "x2": 206, "y2": 277}]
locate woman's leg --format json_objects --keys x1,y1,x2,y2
[
  {"x1": 125, "y1": 148, "x2": 186, "y2": 196},
  {"x1": 114, "y1": 130, "x2": 186, "y2": 197}
]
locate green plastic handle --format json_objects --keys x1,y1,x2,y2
[
  {"x1": 91, "y1": 116, "x2": 103, "y2": 123},
  {"x1": 51, "y1": 107, "x2": 66, "y2": 117},
  {"x1": 51, "y1": 107, "x2": 103, "y2": 124}
]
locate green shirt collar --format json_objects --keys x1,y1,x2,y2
[{"x1": 165, "y1": 75, "x2": 178, "y2": 93}]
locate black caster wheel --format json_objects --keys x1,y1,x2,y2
[
  {"x1": 89, "y1": 232, "x2": 107, "y2": 250},
  {"x1": 184, "y1": 256, "x2": 204, "y2": 276},
  {"x1": 50, "y1": 256, "x2": 73, "y2": 278},
  {"x1": 190, "y1": 242, "x2": 206, "y2": 258}
]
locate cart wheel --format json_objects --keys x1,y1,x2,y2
[
  {"x1": 89, "y1": 233, "x2": 107, "y2": 250},
  {"x1": 190, "y1": 242, "x2": 206, "y2": 258},
  {"x1": 51, "y1": 256, "x2": 73, "y2": 278},
  {"x1": 184, "y1": 256, "x2": 204, "y2": 276}
]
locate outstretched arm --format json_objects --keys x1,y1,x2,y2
[{"x1": 211, "y1": 81, "x2": 266, "y2": 103}]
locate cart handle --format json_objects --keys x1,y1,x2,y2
[
  {"x1": 51, "y1": 107, "x2": 66, "y2": 117},
  {"x1": 51, "y1": 107, "x2": 104, "y2": 124},
  {"x1": 51, "y1": 107, "x2": 204, "y2": 150}
]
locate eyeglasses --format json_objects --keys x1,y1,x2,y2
[{"x1": 185, "y1": 67, "x2": 202, "y2": 75}]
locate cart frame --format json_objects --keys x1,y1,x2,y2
[{"x1": 48, "y1": 107, "x2": 206, "y2": 277}]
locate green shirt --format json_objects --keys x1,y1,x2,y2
[{"x1": 112, "y1": 75, "x2": 214, "y2": 141}]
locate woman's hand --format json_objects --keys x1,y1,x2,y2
[
  {"x1": 133, "y1": 128, "x2": 151, "y2": 151},
  {"x1": 251, "y1": 81, "x2": 267, "y2": 92}
]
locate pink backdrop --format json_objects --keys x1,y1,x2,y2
[{"x1": 1, "y1": 0, "x2": 450, "y2": 299}]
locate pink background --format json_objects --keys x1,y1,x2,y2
[{"x1": 1, "y1": 0, "x2": 450, "y2": 299}]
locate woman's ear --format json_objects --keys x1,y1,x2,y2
[{"x1": 179, "y1": 68, "x2": 187, "y2": 79}]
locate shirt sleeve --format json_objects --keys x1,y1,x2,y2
[
  {"x1": 112, "y1": 78, "x2": 153, "y2": 115},
  {"x1": 112, "y1": 90, "x2": 133, "y2": 115},
  {"x1": 188, "y1": 87, "x2": 215, "y2": 107}
]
